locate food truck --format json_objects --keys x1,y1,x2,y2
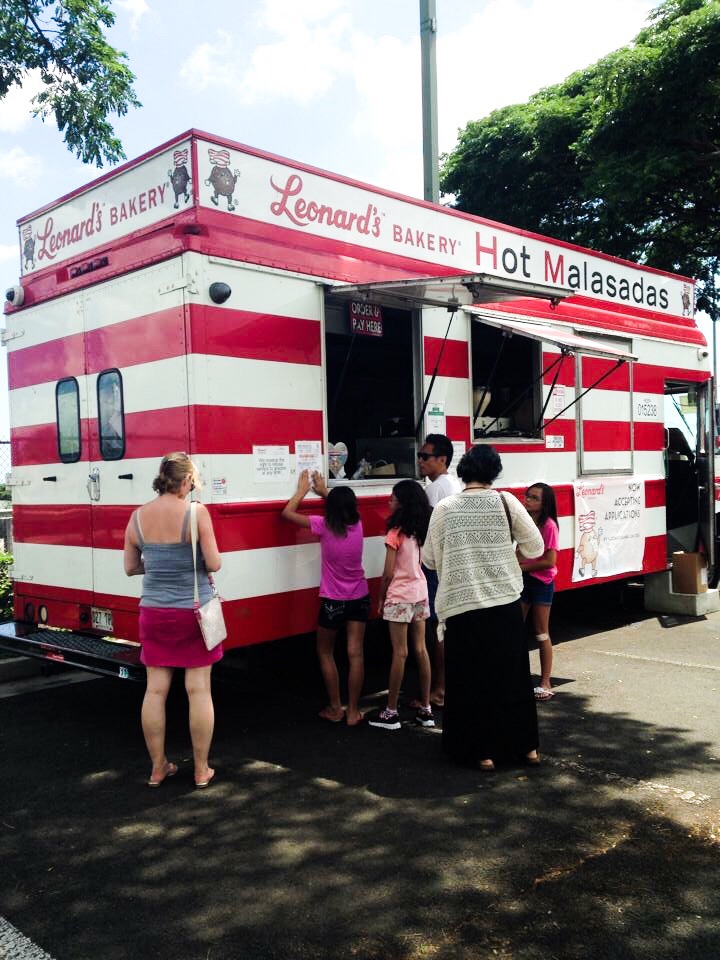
[{"x1": 1, "y1": 129, "x2": 715, "y2": 677}]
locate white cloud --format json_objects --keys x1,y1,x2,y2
[
  {"x1": 0, "y1": 71, "x2": 44, "y2": 133},
  {"x1": 115, "y1": 0, "x2": 150, "y2": 30},
  {"x1": 259, "y1": 0, "x2": 348, "y2": 36},
  {"x1": 0, "y1": 147, "x2": 43, "y2": 187},
  {"x1": 0, "y1": 243, "x2": 19, "y2": 264},
  {"x1": 180, "y1": 10, "x2": 353, "y2": 106}
]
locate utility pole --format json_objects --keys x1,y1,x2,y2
[{"x1": 420, "y1": 0, "x2": 439, "y2": 203}]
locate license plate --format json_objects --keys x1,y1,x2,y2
[{"x1": 91, "y1": 607, "x2": 113, "y2": 632}]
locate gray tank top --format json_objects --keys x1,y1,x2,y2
[{"x1": 135, "y1": 507, "x2": 212, "y2": 609}]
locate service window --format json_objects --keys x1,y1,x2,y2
[
  {"x1": 56, "y1": 378, "x2": 81, "y2": 463},
  {"x1": 97, "y1": 368, "x2": 126, "y2": 460},
  {"x1": 577, "y1": 344, "x2": 633, "y2": 474},
  {"x1": 471, "y1": 322, "x2": 542, "y2": 440},
  {"x1": 324, "y1": 298, "x2": 421, "y2": 480}
]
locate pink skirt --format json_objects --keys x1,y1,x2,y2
[{"x1": 139, "y1": 606, "x2": 223, "y2": 668}]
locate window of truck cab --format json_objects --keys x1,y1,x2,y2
[
  {"x1": 97, "y1": 369, "x2": 126, "y2": 460},
  {"x1": 323, "y1": 297, "x2": 422, "y2": 480},
  {"x1": 56, "y1": 378, "x2": 81, "y2": 463}
]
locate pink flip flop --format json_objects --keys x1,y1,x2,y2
[{"x1": 147, "y1": 762, "x2": 178, "y2": 787}]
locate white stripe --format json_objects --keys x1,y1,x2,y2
[
  {"x1": 580, "y1": 388, "x2": 632, "y2": 422},
  {"x1": 10, "y1": 349, "x2": 325, "y2": 428},
  {"x1": 201, "y1": 254, "x2": 324, "y2": 320},
  {"x1": 423, "y1": 375, "x2": 470, "y2": 418},
  {"x1": 0, "y1": 916, "x2": 56, "y2": 960},
  {"x1": 422, "y1": 306, "x2": 470, "y2": 341},
  {"x1": 581, "y1": 450, "x2": 633, "y2": 471},
  {"x1": 12, "y1": 543, "x2": 92, "y2": 590},
  {"x1": 190, "y1": 354, "x2": 322, "y2": 411}
]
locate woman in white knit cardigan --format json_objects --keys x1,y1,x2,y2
[{"x1": 422, "y1": 445, "x2": 544, "y2": 771}]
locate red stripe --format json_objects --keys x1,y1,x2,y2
[
  {"x1": 189, "y1": 304, "x2": 321, "y2": 366},
  {"x1": 192, "y1": 406, "x2": 322, "y2": 454},
  {"x1": 488, "y1": 298, "x2": 705, "y2": 346},
  {"x1": 445, "y1": 415, "x2": 471, "y2": 447},
  {"x1": 9, "y1": 304, "x2": 321, "y2": 392},
  {"x1": 11, "y1": 404, "x2": 328, "y2": 466},
  {"x1": 581, "y1": 356, "x2": 630, "y2": 391},
  {"x1": 645, "y1": 478, "x2": 666, "y2": 508},
  {"x1": 542, "y1": 353, "x2": 575, "y2": 387},
  {"x1": 8, "y1": 307, "x2": 184, "y2": 390},
  {"x1": 423, "y1": 337, "x2": 468, "y2": 378},
  {"x1": 581, "y1": 420, "x2": 631, "y2": 451},
  {"x1": 633, "y1": 421, "x2": 664, "y2": 451}
]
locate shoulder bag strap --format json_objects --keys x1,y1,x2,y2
[
  {"x1": 499, "y1": 491, "x2": 512, "y2": 538},
  {"x1": 190, "y1": 501, "x2": 200, "y2": 608}
]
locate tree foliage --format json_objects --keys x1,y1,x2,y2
[
  {"x1": 440, "y1": 0, "x2": 720, "y2": 318},
  {"x1": 0, "y1": 0, "x2": 140, "y2": 166}
]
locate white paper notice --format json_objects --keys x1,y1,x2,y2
[
  {"x1": 450, "y1": 441, "x2": 466, "y2": 476},
  {"x1": 212, "y1": 477, "x2": 228, "y2": 496},
  {"x1": 295, "y1": 440, "x2": 323, "y2": 476},
  {"x1": 254, "y1": 445, "x2": 290, "y2": 482},
  {"x1": 426, "y1": 401, "x2": 446, "y2": 436}
]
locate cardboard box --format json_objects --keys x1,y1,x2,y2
[{"x1": 671, "y1": 551, "x2": 708, "y2": 594}]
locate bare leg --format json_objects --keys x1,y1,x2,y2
[
  {"x1": 387, "y1": 621, "x2": 409, "y2": 712},
  {"x1": 532, "y1": 604, "x2": 553, "y2": 693},
  {"x1": 142, "y1": 666, "x2": 174, "y2": 781},
  {"x1": 520, "y1": 601, "x2": 530, "y2": 622},
  {"x1": 316, "y1": 626, "x2": 344, "y2": 721},
  {"x1": 185, "y1": 666, "x2": 215, "y2": 784},
  {"x1": 345, "y1": 620, "x2": 366, "y2": 725},
  {"x1": 427, "y1": 619, "x2": 445, "y2": 706},
  {"x1": 410, "y1": 619, "x2": 432, "y2": 709}
]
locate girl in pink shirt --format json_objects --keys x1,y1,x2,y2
[
  {"x1": 518, "y1": 482, "x2": 559, "y2": 701},
  {"x1": 369, "y1": 480, "x2": 434, "y2": 731},
  {"x1": 282, "y1": 470, "x2": 368, "y2": 726}
]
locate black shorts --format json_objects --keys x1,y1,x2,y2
[{"x1": 318, "y1": 594, "x2": 371, "y2": 629}]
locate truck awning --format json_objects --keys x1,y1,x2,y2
[
  {"x1": 327, "y1": 273, "x2": 572, "y2": 309},
  {"x1": 464, "y1": 307, "x2": 638, "y2": 361}
]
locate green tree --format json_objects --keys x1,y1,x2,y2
[
  {"x1": 440, "y1": 0, "x2": 720, "y2": 319},
  {"x1": 0, "y1": 0, "x2": 140, "y2": 165}
]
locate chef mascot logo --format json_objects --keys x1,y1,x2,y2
[
  {"x1": 576, "y1": 510, "x2": 601, "y2": 579},
  {"x1": 22, "y1": 224, "x2": 35, "y2": 270},
  {"x1": 168, "y1": 148, "x2": 191, "y2": 209},
  {"x1": 205, "y1": 148, "x2": 240, "y2": 212}
]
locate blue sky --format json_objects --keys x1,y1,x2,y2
[{"x1": 0, "y1": 0, "x2": 670, "y2": 438}]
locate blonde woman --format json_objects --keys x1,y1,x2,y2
[{"x1": 124, "y1": 453, "x2": 222, "y2": 788}]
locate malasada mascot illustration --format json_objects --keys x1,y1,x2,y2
[
  {"x1": 168, "y1": 148, "x2": 191, "y2": 209},
  {"x1": 576, "y1": 510, "x2": 602, "y2": 578},
  {"x1": 681, "y1": 284, "x2": 692, "y2": 318},
  {"x1": 22, "y1": 225, "x2": 35, "y2": 270},
  {"x1": 205, "y1": 148, "x2": 240, "y2": 211}
]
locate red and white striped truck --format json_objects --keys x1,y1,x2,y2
[{"x1": 1, "y1": 129, "x2": 715, "y2": 677}]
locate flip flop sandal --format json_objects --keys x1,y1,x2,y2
[
  {"x1": 147, "y1": 762, "x2": 178, "y2": 787},
  {"x1": 534, "y1": 687, "x2": 554, "y2": 701}
]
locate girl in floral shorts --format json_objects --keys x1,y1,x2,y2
[{"x1": 369, "y1": 479, "x2": 434, "y2": 731}]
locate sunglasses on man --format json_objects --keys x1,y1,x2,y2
[{"x1": 417, "y1": 452, "x2": 437, "y2": 461}]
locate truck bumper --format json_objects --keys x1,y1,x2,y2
[{"x1": 0, "y1": 622, "x2": 144, "y2": 681}]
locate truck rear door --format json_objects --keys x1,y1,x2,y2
[{"x1": 82, "y1": 259, "x2": 191, "y2": 635}]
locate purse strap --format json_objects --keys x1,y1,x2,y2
[
  {"x1": 190, "y1": 501, "x2": 200, "y2": 608},
  {"x1": 499, "y1": 491, "x2": 512, "y2": 538}
]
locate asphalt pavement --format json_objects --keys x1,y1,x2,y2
[{"x1": 1, "y1": 582, "x2": 719, "y2": 960}]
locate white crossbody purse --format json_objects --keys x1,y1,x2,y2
[{"x1": 190, "y1": 502, "x2": 226, "y2": 651}]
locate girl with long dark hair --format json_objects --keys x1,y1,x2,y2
[
  {"x1": 368, "y1": 479, "x2": 434, "y2": 731},
  {"x1": 282, "y1": 470, "x2": 368, "y2": 726}
]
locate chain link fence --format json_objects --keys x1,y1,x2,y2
[{"x1": 0, "y1": 441, "x2": 10, "y2": 487}]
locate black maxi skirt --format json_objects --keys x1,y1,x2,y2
[{"x1": 442, "y1": 600, "x2": 539, "y2": 764}]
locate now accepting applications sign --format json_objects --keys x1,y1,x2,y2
[{"x1": 572, "y1": 478, "x2": 645, "y2": 582}]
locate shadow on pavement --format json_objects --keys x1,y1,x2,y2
[{"x1": 2, "y1": 633, "x2": 720, "y2": 960}]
